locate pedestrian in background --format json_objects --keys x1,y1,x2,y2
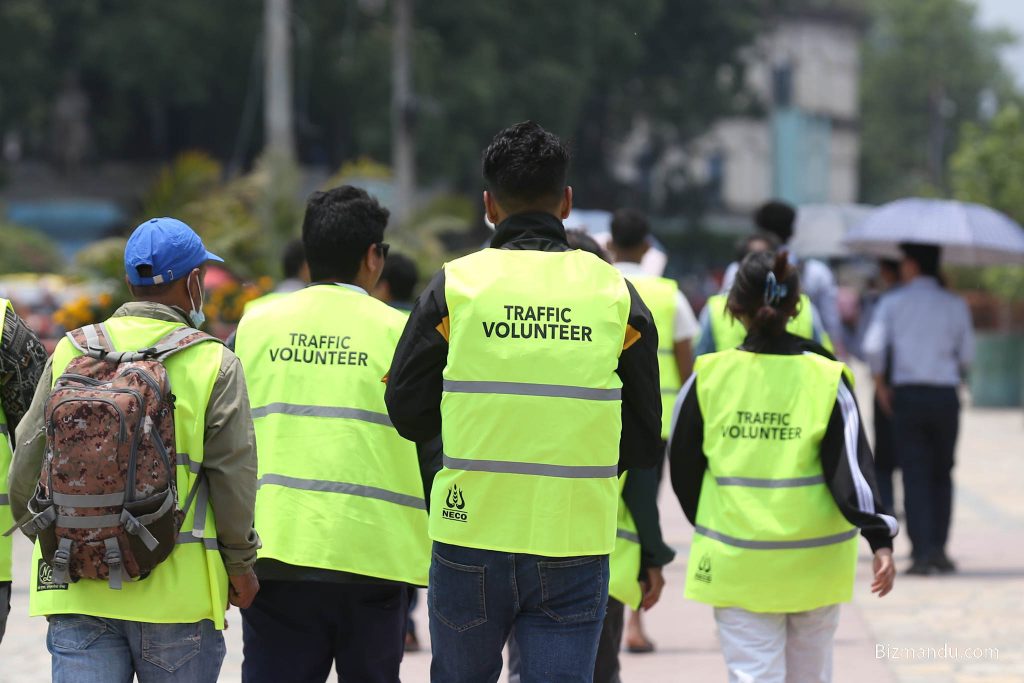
[
  {"x1": 0, "y1": 298, "x2": 47, "y2": 645},
  {"x1": 606, "y1": 208, "x2": 690, "y2": 654},
  {"x1": 373, "y1": 251, "x2": 420, "y2": 315},
  {"x1": 863, "y1": 244, "x2": 974, "y2": 575},
  {"x1": 696, "y1": 232, "x2": 833, "y2": 357},
  {"x1": 234, "y1": 187, "x2": 429, "y2": 683},
  {"x1": 723, "y1": 201, "x2": 844, "y2": 355},
  {"x1": 385, "y1": 121, "x2": 662, "y2": 682},
  {"x1": 857, "y1": 259, "x2": 902, "y2": 515},
  {"x1": 670, "y1": 250, "x2": 897, "y2": 683},
  {"x1": 9, "y1": 218, "x2": 260, "y2": 682}
]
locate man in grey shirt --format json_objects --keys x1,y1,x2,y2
[{"x1": 862, "y1": 243, "x2": 974, "y2": 575}]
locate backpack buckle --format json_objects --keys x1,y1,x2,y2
[
  {"x1": 51, "y1": 537, "x2": 73, "y2": 585},
  {"x1": 104, "y1": 537, "x2": 123, "y2": 590}
]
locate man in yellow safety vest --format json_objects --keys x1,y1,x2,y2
[{"x1": 385, "y1": 121, "x2": 663, "y2": 682}]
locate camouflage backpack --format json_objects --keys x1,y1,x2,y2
[{"x1": 19, "y1": 323, "x2": 219, "y2": 589}]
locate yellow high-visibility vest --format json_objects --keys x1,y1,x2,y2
[
  {"x1": 706, "y1": 293, "x2": 827, "y2": 351},
  {"x1": 31, "y1": 316, "x2": 229, "y2": 627},
  {"x1": 685, "y1": 349, "x2": 857, "y2": 613},
  {"x1": 629, "y1": 276, "x2": 680, "y2": 440},
  {"x1": 436, "y1": 248, "x2": 631, "y2": 557},
  {"x1": 235, "y1": 285, "x2": 429, "y2": 585},
  {"x1": 608, "y1": 473, "x2": 642, "y2": 608}
]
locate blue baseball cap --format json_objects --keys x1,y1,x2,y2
[{"x1": 124, "y1": 217, "x2": 224, "y2": 286}]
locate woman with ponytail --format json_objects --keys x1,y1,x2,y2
[{"x1": 668, "y1": 251, "x2": 898, "y2": 683}]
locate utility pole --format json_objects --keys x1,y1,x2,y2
[
  {"x1": 264, "y1": 0, "x2": 295, "y2": 163},
  {"x1": 391, "y1": 0, "x2": 416, "y2": 228}
]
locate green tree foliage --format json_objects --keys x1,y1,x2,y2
[
  {"x1": 0, "y1": 222, "x2": 64, "y2": 274},
  {"x1": 0, "y1": 1, "x2": 773, "y2": 211},
  {"x1": 860, "y1": 0, "x2": 1015, "y2": 203},
  {"x1": 949, "y1": 104, "x2": 1024, "y2": 302}
]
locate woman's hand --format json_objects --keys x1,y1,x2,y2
[{"x1": 871, "y1": 548, "x2": 895, "y2": 597}]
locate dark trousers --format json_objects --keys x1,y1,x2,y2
[
  {"x1": 241, "y1": 580, "x2": 409, "y2": 683},
  {"x1": 593, "y1": 598, "x2": 625, "y2": 683},
  {"x1": 893, "y1": 386, "x2": 960, "y2": 562},
  {"x1": 873, "y1": 394, "x2": 897, "y2": 515}
]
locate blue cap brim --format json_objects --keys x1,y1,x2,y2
[{"x1": 205, "y1": 250, "x2": 225, "y2": 264}]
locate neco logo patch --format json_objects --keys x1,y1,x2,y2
[
  {"x1": 37, "y1": 559, "x2": 68, "y2": 591},
  {"x1": 442, "y1": 485, "x2": 468, "y2": 522}
]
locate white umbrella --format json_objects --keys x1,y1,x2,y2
[
  {"x1": 843, "y1": 198, "x2": 1024, "y2": 265},
  {"x1": 792, "y1": 203, "x2": 873, "y2": 259}
]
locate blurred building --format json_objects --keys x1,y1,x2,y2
[
  {"x1": 695, "y1": 9, "x2": 864, "y2": 214},
  {"x1": 613, "y1": 7, "x2": 865, "y2": 225}
]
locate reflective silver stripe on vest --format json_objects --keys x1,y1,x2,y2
[
  {"x1": 443, "y1": 454, "x2": 617, "y2": 480},
  {"x1": 176, "y1": 533, "x2": 220, "y2": 550},
  {"x1": 714, "y1": 475, "x2": 825, "y2": 488},
  {"x1": 176, "y1": 452, "x2": 202, "y2": 474},
  {"x1": 52, "y1": 492, "x2": 126, "y2": 507},
  {"x1": 0, "y1": 494, "x2": 9, "y2": 505},
  {"x1": 695, "y1": 525, "x2": 858, "y2": 550},
  {"x1": 251, "y1": 403, "x2": 394, "y2": 427},
  {"x1": 443, "y1": 380, "x2": 621, "y2": 402},
  {"x1": 258, "y1": 474, "x2": 426, "y2": 510},
  {"x1": 617, "y1": 529, "x2": 640, "y2": 544}
]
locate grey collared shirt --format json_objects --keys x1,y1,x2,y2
[{"x1": 862, "y1": 277, "x2": 975, "y2": 387}]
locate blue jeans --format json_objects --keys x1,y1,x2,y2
[
  {"x1": 46, "y1": 615, "x2": 225, "y2": 683},
  {"x1": 429, "y1": 541, "x2": 608, "y2": 683}
]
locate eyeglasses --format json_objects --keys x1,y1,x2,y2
[{"x1": 377, "y1": 242, "x2": 390, "y2": 259}]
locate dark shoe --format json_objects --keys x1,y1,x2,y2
[
  {"x1": 906, "y1": 560, "x2": 935, "y2": 576},
  {"x1": 929, "y1": 553, "x2": 957, "y2": 574},
  {"x1": 626, "y1": 640, "x2": 656, "y2": 654}
]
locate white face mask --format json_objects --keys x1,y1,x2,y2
[{"x1": 187, "y1": 271, "x2": 206, "y2": 328}]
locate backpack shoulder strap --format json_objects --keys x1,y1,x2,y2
[
  {"x1": 66, "y1": 324, "x2": 115, "y2": 358},
  {"x1": 145, "y1": 326, "x2": 222, "y2": 360}
]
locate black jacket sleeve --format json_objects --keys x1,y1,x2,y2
[
  {"x1": 617, "y1": 280, "x2": 663, "y2": 470},
  {"x1": 385, "y1": 269, "x2": 450, "y2": 500},
  {"x1": 385, "y1": 269, "x2": 449, "y2": 443},
  {"x1": 819, "y1": 376, "x2": 899, "y2": 552},
  {"x1": 621, "y1": 466, "x2": 676, "y2": 569},
  {"x1": 668, "y1": 375, "x2": 705, "y2": 526}
]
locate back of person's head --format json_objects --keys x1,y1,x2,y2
[
  {"x1": 727, "y1": 250, "x2": 801, "y2": 338},
  {"x1": 379, "y1": 252, "x2": 419, "y2": 301},
  {"x1": 753, "y1": 200, "x2": 797, "y2": 244},
  {"x1": 566, "y1": 229, "x2": 610, "y2": 263},
  {"x1": 735, "y1": 231, "x2": 780, "y2": 262},
  {"x1": 482, "y1": 121, "x2": 570, "y2": 214},
  {"x1": 610, "y1": 208, "x2": 649, "y2": 250},
  {"x1": 302, "y1": 185, "x2": 389, "y2": 282},
  {"x1": 281, "y1": 238, "x2": 306, "y2": 279},
  {"x1": 899, "y1": 242, "x2": 941, "y2": 278}
]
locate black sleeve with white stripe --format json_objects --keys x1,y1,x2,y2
[
  {"x1": 820, "y1": 377, "x2": 899, "y2": 552},
  {"x1": 667, "y1": 373, "x2": 706, "y2": 527}
]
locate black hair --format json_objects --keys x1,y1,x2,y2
[
  {"x1": 900, "y1": 242, "x2": 941, "y2": 278},
  {"x1": 753, "y1": 200, "x2": 797, "y2": 243},
  {"x1": 482, "y1": 121, "x2": 570, "y2": 213},
  {"x1": 379, "y1": 252, "x2": 419, "y2": 301},
  {"x1": 735, "y1": 231, "x2": 780, "y2": 262},
  {"x1": 281, "y1": 238, "x2": 306, "y2": 279},
  {"x1": 565, "y1": 229, "x2": 610, "y2": 263},
  {"x1": 610, "y1": 208, "x2": 649, "y2": 249},
  {"x1": 727, "y1": 250, "x2": 801, "y2": 340},
  {"x1": 301, "y1": 185, "x2": 389, "y2": 282}
]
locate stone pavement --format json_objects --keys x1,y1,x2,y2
[{"x1": 2, "y1": 400, "x2": 1021, "y2": 682}]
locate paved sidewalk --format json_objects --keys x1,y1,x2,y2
[{"x1": 2, "y1": 402, "x2": 1021, "y2": 681}]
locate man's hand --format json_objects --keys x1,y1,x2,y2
[
  {"x1": 228, "y1": 570, "x2": 260, "y2": 609},
  {"x1": 871, "y1": 548, "x2": 895, "y2": 597},
  {"x1": 639, "y1": 566, "x2": 665, "y2": 611}
]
